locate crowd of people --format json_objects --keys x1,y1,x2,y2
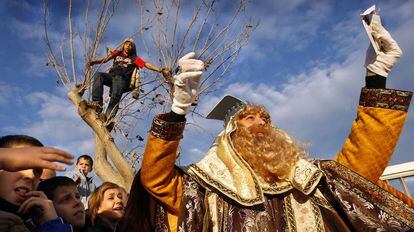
[
  {"x1": 0, "y1": 37, "x2": 166, "y2": 232},
  {"x1": 1, "y1": 14, "x2": 414, "y2": 232},
  {"x1": 0, "y1": 135, "x2": 127, "y2": 232}
]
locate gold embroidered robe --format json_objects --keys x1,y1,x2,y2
[{"x1": 140, "y1": 88, "x2": 414, "y2": 232}]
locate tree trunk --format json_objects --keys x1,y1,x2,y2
[
  {"x1": 67, "y1": 89, "x2": 134, "y2": 190},
  {"x1": 93, "y1": 135, "x2": 130, "y2": 190}
]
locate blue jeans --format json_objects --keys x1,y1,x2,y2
[{"x1": 92, "y1": 72, "x2": 130, "y2": 118}]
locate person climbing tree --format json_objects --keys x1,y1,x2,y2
[{"x1": 88, "y1": 38, "x2": 162, "y2": 121}]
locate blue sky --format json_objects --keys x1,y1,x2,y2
[{"x1": 1, "y1": 0, "x2": 413, "y2": 187}]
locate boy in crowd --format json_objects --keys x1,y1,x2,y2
[
  {"x1": 38, "y1": 176, "x2": 87, "y2": 232},
  {"x1": 0, "y1": 135, "x2": 72, "y2": 231},
  {"x1": 66, "y1": 155, "x2": 97, "y2": 209}
]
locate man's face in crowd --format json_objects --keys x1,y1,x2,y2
[
  {"x1": 53, "y1": 185, "x2": 85, "y2": 229},
  {"x1": 76, "y1": 158, "x2": 92, "y2": 175},
  {"x1": 0, "y1": 144, "x2": 41, "y2": 205},
  {"x1": 97, "y1": 188, "x2": 126, "y2": 221}
]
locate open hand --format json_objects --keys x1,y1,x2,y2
[
  {"x1": 172, "y1": 52, "x2": 204, "y2": 115},
  {"x1": 0, "y1": 147, "x2": 74, "y2": 172}
]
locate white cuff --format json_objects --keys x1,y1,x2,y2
[
  {"x1": 172, "y1": 100, "x2": 191, "y2": 115},
  {"x1": 366, "y1": 63, "x2": 389, "y2": 77}
]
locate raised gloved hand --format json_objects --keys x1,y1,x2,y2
[
  {"x1": 365, "y1": 16, "x2": 402, "y2": 77},
  {"x1": 172, "y1": 52, "x2": 204, "y2": 115}
]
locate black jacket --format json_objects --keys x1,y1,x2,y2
[{"x1": 89, "y1": 218, "x2": 114, "y2": 232}]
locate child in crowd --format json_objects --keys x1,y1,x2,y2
[
  {"x1": 88, "y1": 182, "x2": 126, "y2": 232},
  {"x1": 0, "y1": 135, "x2": 71, "y2": 231},
  {"x1": 66, "y1": 155, "x2": 97, "y2": 209},
  {"x1": 37, "y1": 176, "x2": 88, "y2": 232}
]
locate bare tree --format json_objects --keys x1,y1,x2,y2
[{"x1": 43, "y1": 0, "x2": 254, "y2": 190}]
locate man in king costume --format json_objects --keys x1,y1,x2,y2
[{"x1": 120, "y1": 19, "x2": 414, "y2": 231}]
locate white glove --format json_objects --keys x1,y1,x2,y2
[
  {"x1": 365, "y1": 18, "x2": 402, "y2": 77},
  {"x1": 172, "y1": 52, "x2": 204, "y2": 115}
]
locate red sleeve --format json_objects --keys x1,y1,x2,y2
[
  {"x1": 135, "y1": 56, "x2": 146, "y2": 68},
  {"x1": 111, "y1": 49, "x2": 119, "y2": 56}
]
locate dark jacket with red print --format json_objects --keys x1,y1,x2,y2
[{"x1": 108, "y1": 50, "x2": 146, "y2": 79}]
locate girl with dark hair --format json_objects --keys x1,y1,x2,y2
[{"x1": 88, "y1": 38, "x2": 162, "y2": 120}]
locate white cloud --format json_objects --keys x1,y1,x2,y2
[
  {"x1": 3, "y1": 0, "x2": 414, "y2": 169},
  {"x1": 178, "y1": 147, "x2": 205, "y2": 165},
  {"x1": 3, "y1": 88, "x2": 94, "y2": 159},
  {"x1": 246, "y1": 0, "x2": 332, "y2": 51},
  {"x1": 178, "y1": 1, "x2": 414, "y2": 165},
  {"x1": 0, "y1": 82, "x2": 24, "y2": 106}
]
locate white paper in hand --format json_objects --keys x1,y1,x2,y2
[{"x1": 360, "y1": 5, "x2": 381, "y2": 55}]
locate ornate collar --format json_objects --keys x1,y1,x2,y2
[{"x1": 186, "y1": 131, "x2": 323, "y2": 206}]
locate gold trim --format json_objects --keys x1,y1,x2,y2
[
  {"x1": 187, "y1": 135, "x2": 324, "y2": 206},
  {"x1": 304, "y1": 170, "x2": 323, "y2": 193},
  {"x1": 150, "y1": 113, "x2": 186, "y2": 141},
  {"x1": 189, "y1": 164, "x2": 264, "y2": 206},
  {"x1": 284, "y1": 195, "x2": 297, "y2": 232},
  {"x1": 284, "y1": 192, "x2": 326, "y2": 232},
  {"x1": 311, "y1": 189, "x2": 334, "y2": 211},
  {"x1": 359, "y1": 88, "x2": 412, "y2": 112},
  {"x1": 291, "y1": 159, "x2": 323, "y2": 195},
  {"x1": 311, "y1": 199, "x2": 325, "y2": 232},
  {"x1": 222, "y1": 199, "x2": 229, "y2": 231}
]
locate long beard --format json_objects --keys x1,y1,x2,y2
[{"x1": 231, "y1": 124, "x2": 299, "y2": 183}]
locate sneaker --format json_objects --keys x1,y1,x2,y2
[
  {"x1": 191, "y1": 96, "x2": 199, "y2": 106},
  {"x1": 132, "y1": 88, "x2": 140, "y2": 99}
]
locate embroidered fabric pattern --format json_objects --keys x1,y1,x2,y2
[
  {"x1": 291, "y1": 159, "x2": 323, "y2": 195},
  {"x1": 311, "y1": 200, "x2": 325, "y2": 232},
  {"x1": 189, "y1": 164, "x2": 264, "y2": 205},
  {"x1": 327, "y1": 176, "x2": 409, "y2": 231},
  {"x1": 150, "y1": 113, "x2": 186, "y2": 141},
  {"x1": 204, "y1": 190, "x2": 225, "y2": 231},
  {"x1": 303, "y1": 173, "x2": 323, "y2": 193},
  {"x1": 224, "y1": 200, "x2": 275, "y2": 232},
  {"x1": 284, "y1": 192, "x2": 326, "y2": 232},
  {"x1": 178, "y1": 175, "x2": 205, "y2": 232},
  {"x1": 154, "y1": 205, "x2": 169, "y2": 232},
  {"x1": 239, "y1": 209, "x2": 273, "y2": 231},
  {"x1": 320, "y1": 160, "x2": 414, "y2": 229},
  {"x1": 261, "y1": 182, "x2": 292, "y2": 194},
  {"x1": 283, "y1": 195, "x2": 297, "y2": 232},
  {"x1": 359, "y1": 88, "x2": 412, "y2": 112},
  {"x1": 310, "y1": 189, "x2": 335, "y2": 211}
]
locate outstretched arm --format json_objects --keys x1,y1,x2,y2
[
  {"x1": 0, "y1": 147, "x2": 73, "y2": 172},
  {"x1": 140, "y1": 52, "x2": 204, "y2": 215},
  {"x1": 140, "y1": 113, "x2": 186, "y2": 215},
  {"x1": 334, "y1": 89, "x2": 411, "y2": 182},
  {"x1": 334, "y1": 21, "x2": 410, "y2": 182},
  {"x1": 144, "y1": 62, "x2": 162, "y2": 73},
  {"x1": 88, "y1": 53, "x2": 115, "y2": 67}
]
